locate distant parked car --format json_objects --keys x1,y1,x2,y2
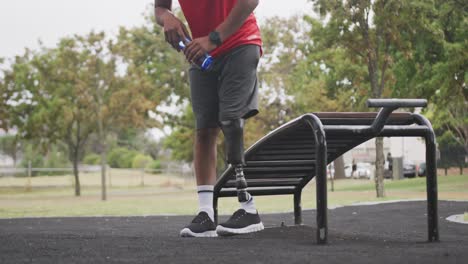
[
  {"x1": 418, "y1": 162, "x2": 426, "y2": 177},
  {"x1": 345, "y1": 162, "x2": 372, "y2": 179},
  {"x1": 403, "y1": 161, "x2": 416, "y2": 178}
]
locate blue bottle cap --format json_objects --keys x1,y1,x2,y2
[
  {"x1": 178, "y1": 41, "x2": 186, "y2": 50},
  {"x1": 201, "y1": 56, "x2": 213, "y2": 71}
]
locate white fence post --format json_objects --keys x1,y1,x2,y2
[
  {"x1": 108, "y1": 167, "x2": 112, "y2": 188},
  {"x1": 140, "y1": 168, "x2": 145, "y2": 187},
  {"x1": 26, "y1": 160, "x2": 32, "y2": 191}
]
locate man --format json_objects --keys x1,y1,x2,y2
[
  {"x1": 351, "y1": 159, "x2": 357, "y2": 179},
  {"x1": 387, "y1": 152, "x2": 393, "y2": 172},
  {"x1": 154, "y1": 0, "x2": 263, "y2": 237}
]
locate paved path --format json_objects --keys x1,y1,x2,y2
[{"x1": 1, "y1": 201, "x2": 467, "y2": 263}]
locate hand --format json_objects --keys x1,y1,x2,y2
[
  {"x1": 184, "y1": 36, "x2": 217, "y2": 63},
  {"x1": 162, "y1": 13, "x2": 191, "y2": 51}
]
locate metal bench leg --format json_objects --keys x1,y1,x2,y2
[
  {"x1": 213, "y1": 196, "x2": 219, "y2": 225},
  {"x1": 426, "y1": 134, "x2": 439, "y2": 242},
  {"x1": 303, "y1": 114, "x2": 328, "y2": 244},
  {"x1": 316, "y1": 139, "x2": 328, "y2": 244},
  {"x1": 415, "y1": 113, "x2": 439, "y2": 242},
  {"x1": 315, "y1": 129, "x2": 328, "y2": 244},
  {"x1": 294, "y1": 190, "x2": 303, "y2": 225}
]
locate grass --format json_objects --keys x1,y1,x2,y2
[
  {"x1": 465, "y1": 212, "x2": 468, "y2": 222},
  {"x1": 0, "y1": 172, "x2": 467, "y2": 219},
  {"x1": 335, "y1": 174, "x2": 468, "y2": 193}
]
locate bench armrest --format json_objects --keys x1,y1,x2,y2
[
  {"x1": 364, "y1": 98, "x2": 426, "y2": 135},
  {"x1": 367, "y1": 99, "x2": 427, "y2": 108}
]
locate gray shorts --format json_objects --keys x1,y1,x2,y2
[{"x1": 189, "y1": 45, "x2": 261, "y2": 129}]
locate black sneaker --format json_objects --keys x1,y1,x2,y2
[
  {"x1": 180, "y1": 212, "x2": 217, "y2": 238},
  {"x1": 216, "y1": 209, "x2": 264, "y2": 236}
]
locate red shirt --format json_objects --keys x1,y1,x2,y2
[{"x1": 178, "y1": 0, "x2": 262, "y2": 58}]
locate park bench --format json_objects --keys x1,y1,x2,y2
[{"x1": 213, "y1": 99, "x2": 438, "y2": 244}]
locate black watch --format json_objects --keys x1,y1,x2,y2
[{"x1": 209, "y1": 31, "x2": 222, "y2": 47}]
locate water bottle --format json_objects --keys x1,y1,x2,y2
[{"x1": 178, "y1": 38, "x2": 213, "y2": 71}]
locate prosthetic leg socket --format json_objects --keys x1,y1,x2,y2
[{"x1": 221, "y1": 119, "x2": 250, "y2": 202}]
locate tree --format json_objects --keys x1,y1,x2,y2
[
  {"x1": 29, "y1": 38, "x2": 97, "y2": 196},
  {"x1": 437, "y1": 131, "x2": 466, "y2": 175},
  {"x1": 1, "y1": 11, "x2": 186, "y2": 198},
  {"x1": 390, "y1": 0, "x2": 467, "y2": 162},
  {"x1": 305, "y1": 0, "x2": 426, "y2": 197}
]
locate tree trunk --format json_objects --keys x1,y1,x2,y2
[
  {"x1": 375, "y1": 137, "x2": 385, "y2": 197},
  {"x1": 73, "y1": 157, "x2": 81, "y2": 196},
  {"x1": 100, "y1": 146, "x2": 107, "y2": 201},
  {"x1": 367, "y1": 43, "x2": 386, "y2": 198},
  {"x1": 334, "y1": 156, "x2": 346, "y2": 179},
  {"x1": 97, "y1": 87, "x2": 107, "y2": 201},
  {"x1": 444, "y1": 167, "x2": 448, "y2": 176}
]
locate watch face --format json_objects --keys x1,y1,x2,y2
[{"x1": 210, "y1": 31, "x2": 222, "y2": 46}]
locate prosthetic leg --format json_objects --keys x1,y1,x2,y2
[{"x1": 220, "y1": 119, "x2": 250, "y2": 202}]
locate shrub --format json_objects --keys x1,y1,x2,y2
[
  {"x1": 20, "y1": 144, "x2": 70, "y2": 176},
  {"x1": 122, "y1": 150, "x2": 138, "y2": 168},
  {"x1": 43, "y1": 149, "x2": 70, "y2": 176},
  {"x1": 147, "y1": 159, "x2": 162, "y2": 173},
  {"x1": 132, "y1": 154, "x2": 153, "y2": 169},
  {"x1": 83, "y1": 154, "x2": 101, "y2": 165},
  {"x1": 107, "y1": 147, "x2": 138, "y2": 168}
]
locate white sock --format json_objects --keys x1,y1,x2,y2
[
  {"x1": 240, "y1": 194, "x2": 257, "y2": 214},
  {"x1": 197, "y1": 185, "x2": 214, "y2": 221}
]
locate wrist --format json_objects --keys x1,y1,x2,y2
[
  {"x1": 155, "y1": 8, "x2": 173, "y2": 24},
  {"x1": 209, "y1": 31, "x2": 223, "y2": 47}
]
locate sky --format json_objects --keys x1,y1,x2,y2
[{"x1": 0, "y1": 0, "x2": 311, "y2": 59}]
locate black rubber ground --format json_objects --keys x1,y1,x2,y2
[{"x1": 1, "y1": 201, "x2": 467, "y2": 263}]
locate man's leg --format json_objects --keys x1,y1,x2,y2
[
  {"x1": 193, "y1": 127, "x2": 220, "y2": 221},
  {"x1": 215, "y1": 118, "x2": 263, "y2": 236},
  {"x1": 180, "y1": 65, "x2": 220, "y2": 238},
  {"x1": 180, "y1": 127, "x2": 220, "y2": 237},
  {"x1": 215, "y1": 45, "x2": 264, "y2": 236}
]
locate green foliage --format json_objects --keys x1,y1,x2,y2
[
  {"x1": 388, "y1": 0, "x2": 467, "y2": 153},
  {"x1": 44, "y1": 147, "x2": 70, "y2": 169},
  {"x1": 163, "y1": 105, "x2": 195, "y2": 162},
  {"x1": 1, "y1": 20, "x2": 186, "y2": 194},
  {"x1": 438, "y1": 131, "x2": 466, "y2": 170},
  {"x1": 147, "y1": 159, "x2": 162, "y2": 172},
  {"x1": 132, "y1": 154, "x2": 153, "y2": 169},
  {"x1": 19, "y1": 143, "x2": 69, "y2": 176},
  {"x1": 107, "y1": 147, "x2": 138, "y2": 168},
  {"x1": 20, "y1": 144, "x2": 45, "y2": 170},
  {"x1": 83, "y1": 154, "x2": 101, "y2": 165}
]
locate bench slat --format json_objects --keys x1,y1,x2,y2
[
  {"x1": 240, "y1": 173, "x2": 310, "y2": 179},
  {"x1": 246, "y1": 160, "x2": 315, "y2": 166},
  {"x1": 244, "y1": 166, "x2": 314, "y2": 173},
  {"x1": 218, "y1": 187, "x2": 296, "y2": 197},
  {"x1": 224, "y1": 178, "x2": 303, "y2": 188},
  {"x1": 251, "y1": 155, "x2": 315, "y2": 161}
]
